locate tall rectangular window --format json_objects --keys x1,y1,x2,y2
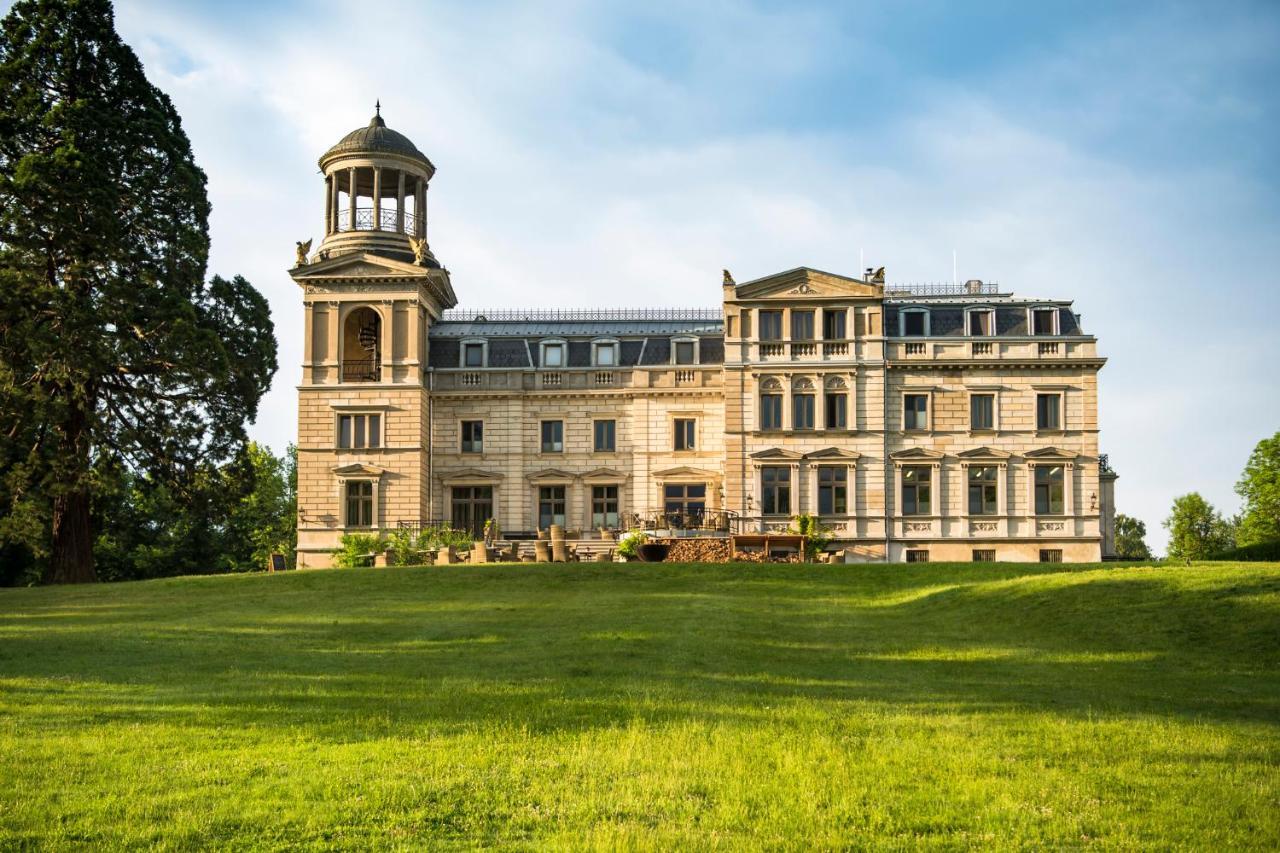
[
  {"x1": 825, "y1": 393, "x2": 847, "y2": 429},
  {"x1": 1035, "y1": 466, "x2": 1065, "y2": 515},
  {"x1": 904, "y1": 394, "x2": 928, "y2": 431},
  {"x1": 537, "y1": 486, "x2": 566, "y2": 530},
  {"x1": 792, "y1": 394, "x2": 815, "y2": 430},
  {"x1": 967, "y1": 311, "x2": 993, "y2": 336},
  {"x1": 460, "y1": 420, "x2": 483, "y2": 453},
  {"x1": 540, "y1": 420, "x2": 563, "y2": 453},
  {"x1": 791, "y1": 310, "x2": 815, "y2": 341},
  {"x1": 463, "y1": 343, "x2": 484, "y2": 367},
  {"x1": 1032, "y1": 309, "x2": 1057, "y2": 335},
  {"x1": 338, "y1": 414, "x2": 381, "y2": 449},
  {"x1": 967, "y1": 465, "x2": 998, "y2": 515},
  {"x1": 759, "y1": 310, "x2": 783, "y2": 341},
  {"x1": 663, "y1": 483, "x2": 706, "y2": 521},
  {"x1": 674, "y1": 340, "x2": 696, "y2": 365},
  {"x1": 593, "y1": 419, "x2": 616, "y2": 452},
  {"x1": 345, "y1": 481, "x2": 373, "y2": 528},
  {"x1": 591, "y1": 485, "x2": 619, "y2": 528},
  {"x1": 970, "y1": 394, "x2": 995, "y2": 431},
  {"x1": 450, "y1": 486, "x2": 492, "y2": 538},
  {"x1": 817, "y1": 466, "x2": 847, "y2": 515},
  {"x1": 823, "y1": 309, "x2": 847, "y2": 339},
  {"x1": 760, "y1": 394, "x2": 783, "y2": 430},
  {"x1": 902, "y1": 466, "x2": 932, "y2": 515},
  {"x1": 674, "y1": 418, "x2": 696, "y2": 450},
  {"x1": 1037, "y1": 394, "x2": 1061, "y2": 430},
  {"x1": 761, "y1": 466, "x2": 791, "y2": 515}
]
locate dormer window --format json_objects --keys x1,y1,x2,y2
[
  {"x1": 900, "y1": 308, "x2": 929, "y2": 337},
  {"x1": 1031, "y1": 307, "x2": 1059, "y2": 336},
  {"x1": 967, "y1": 308, "x2": 995, "y2": 336},
  {"x1": 462, "y1": 341, "x2": 485, "y2": 368},
  {"x1": 541, "y1": 341, "x2": 565, "y2": 368},
  {"x1": 673, "y1": 338, "x2": 697, "y2": 365},
  {"x1": 593, "y1": 340, "x2": 618, "y2": 367}
]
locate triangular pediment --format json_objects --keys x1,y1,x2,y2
[
  {"x1": 525, "y1": 467, "x2": 578, "y2": 483},
  {"x1": 734, "y1": 267, "x2": 884, "y2": 300},
  {"x1": 889, "y1": 447, "x2": 945, "y2": 460},
  {"x1": 332, "y1": 462, "x2": 387, "y2": 477},
  {"x1": 1025, "y1": 446, "x2": 1077, "y2": 460},
  {"x1": 652, "y1": 466, "x2": 721, "y2": 479},
  {"x1": 750, "y1": 447, "x2": 805, "y2": 460},
  {"x1": 581, "y1": 467, "x2": 630, "y2": 482},
  {"x1": 293, "y1": 251, "x2": 432, "y2": 280},
  {"x1": 805, "y1": 447, "x2": 861, "y2": 460},
  {"x1": 438, "y1": 467, "x2": 505, "y2": 482},
  {"x1": 957, "y1": 446, "x2": 1013, "y2": 460}
]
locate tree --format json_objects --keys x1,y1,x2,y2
[
  {"x1": 1113, "y1": 513, "x2": 1152, "y2": 560},
  {"x1": 1163, "y1": 493, "x2": 1235, "y2": 561},
  {"x1": 223, "y1": 442, "x2": 296, "y2": 572},
  {"x1": 1236, "y1": 431, "x2": 1280, "y2": 547},
  {"x1": 0, "y1": 0, "x2": 276, "y2": 582}
]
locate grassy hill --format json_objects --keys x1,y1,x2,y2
[{"x1": 1, "y1": 562, "x2": 1278, "y2": 849}]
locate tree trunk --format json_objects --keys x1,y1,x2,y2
[
  {"x1": 45, "y1": 399, "x2": 97, "y2": 584},
  {"x1": 47, "y1": 488, "x2": 96, "y2": 583}
]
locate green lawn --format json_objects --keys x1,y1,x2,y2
[{"x1": 1, "y1": 562, "x2": 1278, "y2": 849}]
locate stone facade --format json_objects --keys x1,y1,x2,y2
[{"x1": 292, "y1": 113, "x2": 1114, "y2": 567}]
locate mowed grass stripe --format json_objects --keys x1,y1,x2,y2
[{"x1": 0, "y1": 562, "x2": 1277, "y2": 849}]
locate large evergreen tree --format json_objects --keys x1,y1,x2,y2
[{"x1": 0, "y1": 0, "x2": 276, "y2": 582}]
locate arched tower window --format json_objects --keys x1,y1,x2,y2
[{"x1": 342, "y1": 306, "x2": 381, "y2": 382}]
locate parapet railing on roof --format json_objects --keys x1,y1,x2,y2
[
  {"x1": 886, "y1": 282, "x2": 1000, "y2": 296},
  {"x1": 441, "y1": 308, "x2": 724, "y2": 322}
]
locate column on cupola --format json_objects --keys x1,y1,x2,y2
[
  {"x1": 323, "y1": 176, "x2": 332, "y2": 234},
  {"x1": 347, "y1": 167, "x2": 357, "y2": 231},
  {"x1": 415, "y1": 180, "x2": 426, "y2": 239},
  {"x1": 396, "y1": 171, "x2": 406, "y2": 234},
  {"x1": 372, "y1": 166, "x2": 382, "y2": 230}
]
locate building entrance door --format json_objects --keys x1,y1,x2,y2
[{"x1": 451, "y1": 486, "x2": 493, "y2": 538}]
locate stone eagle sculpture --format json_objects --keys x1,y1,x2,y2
[
  {"x1": 409, "y1": 236, "x2": 430, "y2": 266},
  {"x1": 294, "y1": 239, "x2": 312, "y2": 267},
  {"x1": 871, "y1": 266, "x2": 886, "y2": 284},
  {"x1": 722, "y1": 269, "x2": 735, "y2": 286}
]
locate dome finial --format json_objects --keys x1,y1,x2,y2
[
  {"x1": 369, "y1": 100, "x2": 385, "y2": 128},
  {"x1": 375, "y1": 99, "x2": 381, "y2": 117}
]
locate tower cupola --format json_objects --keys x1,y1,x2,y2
[{"x1": 315, "y1": 103, "x2": 438, "y2": 266}]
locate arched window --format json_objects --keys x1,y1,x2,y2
[{"x1": 342, "y1": 306, "x2": 381, "y2": 382}]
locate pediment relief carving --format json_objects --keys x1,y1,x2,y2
[{"x1": 734, "y1": 267, "x2": 884, "y2": 301}]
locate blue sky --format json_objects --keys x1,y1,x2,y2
[{"x1": 82, "y1": 0, "x2": 1280, "y2": 552}]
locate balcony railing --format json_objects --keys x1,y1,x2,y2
[
  {"x1": 334, "y1": 207, "x2": 420, "y2": 234},
  {"x1": 627, "y1": 508, "x2": 743, "y2": 534},
  {"x1": 341, "y1": 358, "x2": 380, "y2": 382}
]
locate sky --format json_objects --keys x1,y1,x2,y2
[{"x1": 79, "y1": 0, "x2": 1280, "y2": 552}]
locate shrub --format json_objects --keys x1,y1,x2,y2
[
  {"x1": 419, "y1": 524, "x2": 473, "y2": 552},
  {"x1": 1211, "y1": 540, "x2": 1280, "y2": 562},
  {"x1": 790, "y1": 513, "x2": 832, "y2": 560},
  {"x1": 617, "y1": 530, "x2": 648, "y2": 559},
  {"x1": 386, "y1": 528, "x2": 422, "y2": 567},
  {"x1": 333, "y1": 533, "x2": 385, "y2": 568}
]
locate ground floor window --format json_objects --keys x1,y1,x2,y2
[
  {"x1": 592, "y1": 485, "x2": 619, "y2": 528},
  {"x1": 902, "y1": 466, "x2": 932, "y2": 515},
  {"x1": 451, "y1": 486, "x2": 493, "y2": 538},
  {"x1": 968, "y1": 465, "x2": 998, "y2": 515},
  {"x1": 817, "y1": 466, "x2": 847, "y2": 515},
  {"x1": 538, "y1": 486, "x2": 566, "y2": 530},
  {"x1": 345, "y1": 480, "x2": 374, "y2": 528},
  {"x1": 1040, "y1": 549, "x2": 1063, "y2": 563},
  {"x1": 906, "y1": 549, "x2": 930, "y2": 563},
  {"x1": 663, "y1": 483, "x2": 706, "y2": 524},
  {"x1": 1035, "y1": 465, "x2": 1065, "y2": 515},
  {"x1": 972, "y1": 549, "x2": 996, "y2": 562},
  {"x1": 761, "y1": 466, "x2": 791, "y2": 515}
]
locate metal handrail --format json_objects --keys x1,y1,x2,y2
[
  {"x1": 334, "y1": 207, "x2": 419, "y2": 234},
  {"x1": 626, "y1": 508, "x2": 743, "y2": 534},
  {"x1": 341, "y1": 358, "x2": 380, "y2": 382},
  {"x1": 442, "y1": 308, "x2": 723, "y2": 322}
]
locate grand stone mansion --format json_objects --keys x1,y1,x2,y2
[{"x1": 292, "y1": 110, "x2": 1117, "y2": 567}]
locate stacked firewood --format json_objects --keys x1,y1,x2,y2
[
  {"x1": 664, "y1": 539, "x2": 731, "y2": 563},
  {"x1": 732, "y1": 549, "x2": 805, "y2": 563}
]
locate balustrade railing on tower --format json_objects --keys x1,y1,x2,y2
[{"x1": 335, "y1": 208, "x2": 420, "y2": 235}]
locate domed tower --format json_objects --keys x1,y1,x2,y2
[{"x1": 290, "y1": 106, "x2": 455, "y2": 567}]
